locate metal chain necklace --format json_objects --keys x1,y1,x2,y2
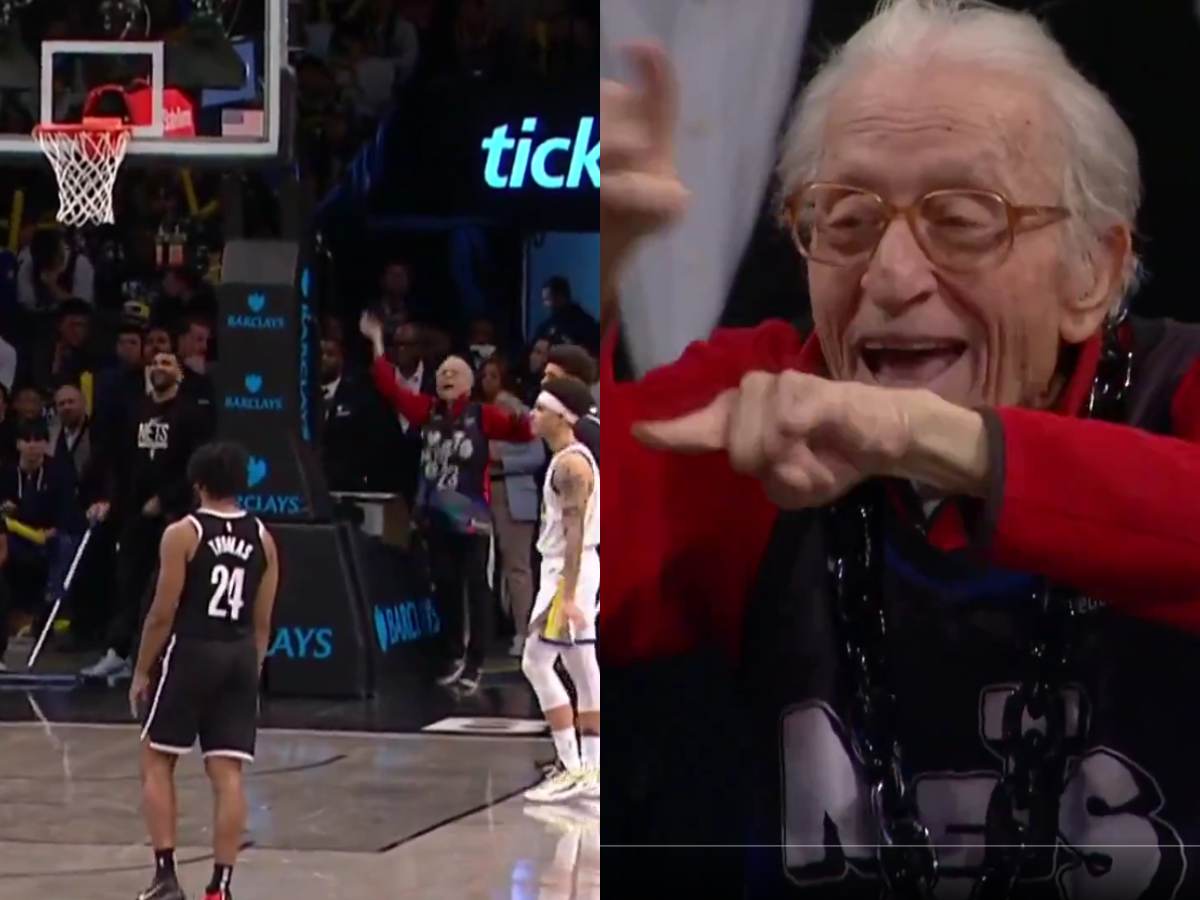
[{"x1": 825, "y1": 315, "x2": 1134, "y2": 900}]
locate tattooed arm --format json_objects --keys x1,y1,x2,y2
[{"x1": 553, "y1": 452, "x2": 594, "y2": 629}]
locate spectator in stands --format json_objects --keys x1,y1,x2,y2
[
  {"x1": 534, "y1": 276, "x2": 599, "y2": 353},
  {"x1": 421, "y1": 321, "x2": 453, "y2": 372},
  {"x1": 81, "y1": 351, "x2": 211, "y2": 681},
  {"x1": 48, "y1": 382, "x2": 92, "y2": 483},
  {"x1": 143, "y1": 324, "x2": 173, "y2": 366},
  {"x1": 377, "y1": 321, "x2": 434, "y2": 503},
  {"x1": 174, "y1": 316, "x2": 216, "y2": 420},
  {"x1": 93, "y1": 322, "x2": 145, "y2": 440},
  {"x1": 155, "y1": 266, "x2": 215, "y2": 331},
  {"x1": 445, "y1": 0, "x2": 512, "y2": 81},
  {"x1": 362, "y1": 310, "x2": 536, "y2": 692},
  {"x1": 11, "y1": 385, "x2": 45, "y2": 427},
  {"x1": 376, "y1": 259, "x2": 416, "y2": 327},
  {"x1": 522, "y1": 337, "x2": 552, "y2": 407},
  {"x1": 479, "y1": 355, "x2": 544, "y2": 657},
  {"x1": 0, "y1": 421, "x2": 72, "y2": 627},
  {"x1": 334, "y1": 21, "x2": 403, "y2": 122},
  {"x1": 320, "y1": 332, "x2": 386, "y2": 491},
  {"x1": 18, "y1": 227, "x2": 94, "y2": 310},
  {"x1": 371, "y1": 0, "x2": 421, "y2": 86},
  {"x1": 30, "y1": 299, "x2": 97, "y2": 388},
  {"x1": 468, "y1": 317, "x2": 498, "y2": 371}
]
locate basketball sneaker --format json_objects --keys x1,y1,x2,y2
[
  {"x1": 436, "y1": 659, "x2": 465, "y2": 686},
  {"x1": 576, "y1": 766, "x2": 600, "y2": 799},
  {"x1": 136, "y1": 874, "x2": 186, "y2": 900},
  {"x1": 457, "y1": 666, "x2": 481, "y2": 693},
  {"x1": 203, "y1": 891, "x2": 232, "y2": 900},
  {"x1": 82, "y1": 648, "x2": 129, "y2": 679},
  {"x1": 525, "y1": 766, "x2": 586, "y2": 803}
]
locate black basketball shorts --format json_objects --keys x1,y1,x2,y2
[{"x1": 141, "y1": 635, "x2": 260, "y2": 762}]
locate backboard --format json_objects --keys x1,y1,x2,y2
[{"x1": 0, "y1": 0, "x2": 286, "y2": 162}]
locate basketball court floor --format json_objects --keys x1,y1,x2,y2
[{"x1": 0, "y1": 648, "x2": 598, "y2": 900}]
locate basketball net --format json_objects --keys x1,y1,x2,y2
[{"x1": 33, "y1": 119, "x2": 131, "y2": 227}]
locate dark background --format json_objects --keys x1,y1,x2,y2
[{"x1": 720, "y1": 0, "x2": 1200, "y2": 329}]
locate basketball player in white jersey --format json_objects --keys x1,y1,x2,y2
[
  {"x1": 130, "y1": 442, "x2": 279, "y2": 900},
  {"x1": 523, "y1": 377, "x2": 601, "y2": 803}
]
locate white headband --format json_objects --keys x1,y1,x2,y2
[{"x1": 537, "y1": 390, "x2": 578, "y2": 425}]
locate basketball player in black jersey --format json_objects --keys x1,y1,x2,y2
[{"x1": 129, "y1": 442, "x2": 279, "y2": 900}]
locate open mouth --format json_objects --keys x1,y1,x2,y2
[{"x1": 859, "y1": 339, "x2": 968, "y2": 387}]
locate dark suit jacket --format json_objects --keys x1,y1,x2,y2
[{"x1": 321, "y1": 371, "x2": 393, "y2": 492}]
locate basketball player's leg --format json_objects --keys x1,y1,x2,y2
[
  {"x1": 138, "y1": 637, "x2": 195, "y2": 900},
  {"x1": 204, "y1": 756, "x2": 247, "y2": 893},
  {"x1": 197, "y1": 639, "x2": 258, "y2": 899},
  {"x1": 140, "y1": 744, "x2": 184, "y2": 897},
  {"x1": 561, "y1": 642, "x2": 600, "y2": 795},
  {"x1": 523, "y1": 636, "x2": 588, "y2": 802}
]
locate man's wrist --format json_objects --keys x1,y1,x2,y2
[{"x1": 887, "y1": 390, "x2": 990, "y2": 497}]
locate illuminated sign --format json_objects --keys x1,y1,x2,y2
[
  {"x1": 240, "y1": 457, "x2": 306, "y2": 516},
  {"x1": 482, "y1": 116, "x2": 598, "y2": 190},
  {"x1": 225, "y1": 372, "x2": 284, "y2": 412},
  {"x1": 227, "y1": 292, "x2": 286, "y2": 330}
]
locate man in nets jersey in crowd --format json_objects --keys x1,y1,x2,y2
[
  {"x1": 601, "y1": 5, "x2": 1200, "y2": 899},
  {"x1": 360, "y1": 310, "x2": 537, "y2": 692},
  {"x1": 130, "y1": 442, "x2": 279, "y2": 900},
  {"x1": 522, "y1": 377, "x2": 601, "y2": 804}
]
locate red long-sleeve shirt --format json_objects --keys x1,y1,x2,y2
[
  {"x1": 370, "y1": 357, "x2": 533, "y2": 441},
  {"x1": 601, "y1": 321, "x2": 1200, "y2": 667},
  {"x1": 370, "y1": 357, "x2": 533, "y2": 505}
]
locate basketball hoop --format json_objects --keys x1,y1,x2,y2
[{"x1": 33, "y1": 118, "x2": 131, "y2": 227}]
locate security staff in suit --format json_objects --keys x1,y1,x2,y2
[{"x1": 319, "y1": 333, "x2": 389, "y2": 492}]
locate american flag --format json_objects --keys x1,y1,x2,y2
[{"x1": 221, "y1": 109, "x2": 265, "y2": 138}]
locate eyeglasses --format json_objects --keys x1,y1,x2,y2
[{"x1": 784, "y1": 183, "x2": 1069, "y2": 273}]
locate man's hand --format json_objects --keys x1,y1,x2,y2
[
  {"x1": 633, "y1": 372, "x2": 991, "y2": 509},
  {"x1": 359, "y1": 311, "x2": 385, "y2": 358},
  {"x1": 129, "y1": 670, "x2": 150, "y2": 720},
  {"x1": 142, "y1": 496, "x2": 162, "y2": 518},
  {"x1": 601, "y1": 43, "x2": 690, "y2": 290},
  {"x1": 86, "y1": 501, "x2": 110, "y2": 524},
  {"x1": 0, "y1": 501, "x2": 16, "y2": 517}
]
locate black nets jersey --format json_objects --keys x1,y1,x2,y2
[
  {"x1": 737, "y1": 318, "x2": 1200, "y2": 900},
  {"x1": 174, "y1": 510, "x2": 267, "y2": 642}
]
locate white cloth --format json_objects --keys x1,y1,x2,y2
[
  {"x1": 531, "y1": 548, "x2": 600, "y2": 644},
  {"x1": 600, "y1": 0, "x2": 811, "y2": 373}
]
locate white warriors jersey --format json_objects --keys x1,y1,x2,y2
[{"x1": 537, "y1": 442, "x2": 600, "y2": 559}]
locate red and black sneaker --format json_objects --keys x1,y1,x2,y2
[{"x1": 203, "y1": 891, "x2": 232, "y2": 900}]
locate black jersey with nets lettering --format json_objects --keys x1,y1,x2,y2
[{"x1": 174, "y1": 510, "x2": 267, "y2": 641}]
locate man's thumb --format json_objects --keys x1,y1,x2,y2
[{"x1": 632, "y1": 389, "x2": 736, "y2": 454}]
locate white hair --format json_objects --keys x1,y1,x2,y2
[{"x1": 777, "y1": 0, "x2": 1142, "y2": 303}]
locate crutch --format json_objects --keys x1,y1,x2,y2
[{"x1": 26, "y1": 525, "x2": 95, "y2": 669}]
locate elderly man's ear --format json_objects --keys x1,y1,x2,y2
[{"x1": 1060, "y1": 224, "x2": 1132, "y2": 344}]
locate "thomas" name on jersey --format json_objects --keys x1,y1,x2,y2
[{"x1": 207, "y1": 535, "x2": 255, "y2": 561}]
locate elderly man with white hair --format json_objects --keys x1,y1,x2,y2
[{"x1": 603, "y1": 1, "x2": 1200, "y2": 898}]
